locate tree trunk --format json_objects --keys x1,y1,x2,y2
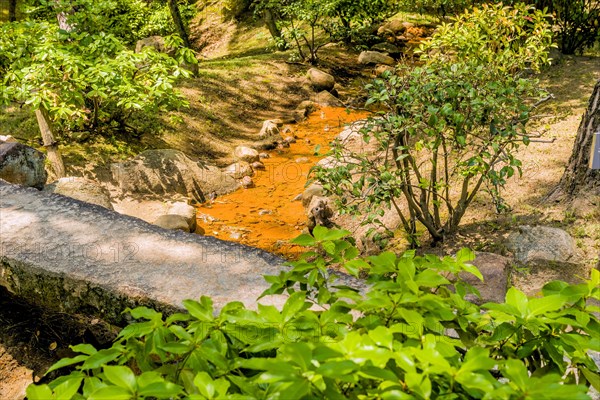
[
  {"x1": 556, "y1": 79, "x2": 600, "y2": 196},
  {"x1": 8, "y1": 0, "x2": 16, "y2": 21},
  {"x1": 35, "y1": 106, "x2": 65, "y2": 179},
  {"x1": 263, "y1": 9, "x2": 286, "y2": 50},
  {"x1": 167, "y1": 0, "x2": 192, "y2": 49}
]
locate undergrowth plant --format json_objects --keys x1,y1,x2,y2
[{"x1": 27, "y1": 227, "x2": 600, "y2": 399}]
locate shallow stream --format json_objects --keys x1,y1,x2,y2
[{"x1": 198, "y1": 106, "x2": 369, "y2": 258}]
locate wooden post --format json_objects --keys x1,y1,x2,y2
[{"x1": 35, "y1": 106, "x2": 65, "y2": 178}]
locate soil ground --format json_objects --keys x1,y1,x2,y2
[{"x1": 0, "y1": 287, "x2": 117, "y2": 399}]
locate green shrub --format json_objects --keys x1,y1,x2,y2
[
  {"x1": 23, "y1": 0, "x2": 196, "y2": 45},
  {"x1": 0, "y1": 21, "x2": 194, "y2": 138},
  {"x1": 506, "y1": 0, "x2": 600, "y2": 55},
  {"x1": 397, "y1": 0, "x2": 485, "y2": 19},
  {"x1": 313, "y1": 3, "x2": 553, "y2": 246},
  {"x1": 27, "y1": 227, "x2": 600, "y2": 399}
]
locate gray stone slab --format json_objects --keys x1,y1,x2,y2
[{"x1": 0, "y1": 180, "x2": 288, "y2": 325}]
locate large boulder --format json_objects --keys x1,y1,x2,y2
[
  {"x1": 377, "y1": 20, "x2": 412, "y2": 36},
  {"x1": 292, "y1": 100, "x2": 319, "y2": 122},
  {"x1": 307, "y1": 68, "x2": 335, "y2": 92},
  {"x1": 462, "y1": 252, "x2": 511, "y2": 304},
  {"x1": 306, "y1": 196, "x2": 335, "y2": 233},
  {"x1": 508, "y1": 225, "x2": 585, "y2": 296},
  {"x1": 313, "y1": 91, "x2": 344, "y2": 107},
  {"x1": 371, "y1": 42, "x2": 402, "y2": 56},
  {"x1": 0, "y1": 135, "x2": 18, "y2": 143},
  {"x1": 167, "y1": 201, "x2": 197, "y2": 232},
  {"x1": 223, "y1": 161, "x2": 254, "y2": 179},
  {"x1": 45, "y1": 177, "x2": 113, "y2": 210},
  {"x1": 358, "y1": 51, "x2": 395, "y2": 66},
  {"x1": 330, "y1": 206, "x2": 402, "y2": 255},
  {"x1": 153, "y1": 214, "x2": 192, "y2": 233},
  {"x1": 135, "y1": 35, "x2": 170, "y2": 54},
  {"x1": 111, "y1": 149, "x2": 238, "y2": 203},
  {"x1": 234, "y1": 146, "x2": 260, "y2": 163},
  {"x1": 335, "y1": 120, "x2": 381, "y2": 155},
  {"x1": 258, "y1": 120, "x2": 281, "y2": 139},
  {"x1": 507, "y1": 225, "x2": 581, "y2": 266},
  {"x1": 0, "y1": 142, "x2": 47, "y2": 189},
  {"x1": 302, "y1": 183, "x2": 324, "y2": 208}
]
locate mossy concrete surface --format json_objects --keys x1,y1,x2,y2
[{"x1": 0, "y1": 180, "x2": 287, "y2": 325}]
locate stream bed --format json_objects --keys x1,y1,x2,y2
[{"x1": 198, "y1": 106, "x2": 369, "y2": 258}]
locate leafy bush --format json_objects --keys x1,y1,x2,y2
[
  {"x1": 504, "y1": 0, "x2": 600, "y2": 55},
  {"x1": 397, "y1": 0, "x2": 485, "y2": 19},
  {"x1": 27, "y1": 227, "x2": 600, "y2": 399},
  {"x1": 313, "y1": 4, "x2": 553, "y2": 246},
  {"x1": 24, "y1": 0, "x2": 196, "y2": 45},
  {"x1": 0, "y1": 21, "x2": 194, "y2": 138},
  {"x1": 322, "y1": 0, "x2": 401, "y2": 45}
]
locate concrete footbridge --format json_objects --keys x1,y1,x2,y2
[{"x1": 0, "y1": 180, "x2": 289, "y2": 325}]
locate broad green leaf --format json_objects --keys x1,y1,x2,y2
[
  {"x1": 88, "y1": 385, "x2": 132, "y2": 400},
  {"x1": 45, "y1": 355, "x2": 88, "y2": 375},
  {"x1": 70, "y1": 343, "x2": 97, "y2": 356},
  {"x1": 312, "y1": 226, "x2": 328, "y2": 241},
  {"x1": 316, "y1": 360, "x2": 357, "y2": 378},
  {"x1": 81, "y1": 348, "x2": 122, "y2": 370},
  {"x1": 54, "y1": 376, "x2": 84, "y2": 400},
  {"x1": 503, "y1": 359, "x2": 529, "y2": 390},
  {"x1": 103, "y1": 366, "x2": 136, "y2": 393},
  {"x1": 527, "y1": 295, "x2": 566, "y2": 318},
  {"x1": 282, "y1": 291, "x2": 308, "y2": 322},
  {"x1": 183, "y1": 297, "x2": 214, "y2": 322},
  {"x1": 26, "y1": 384, "x2": 53, "y2": 400},
  {"x1": 194, "y1": 372, "x2": 215, "y2": 399},
  {"x1": 137, "y1": 382, "x2": 184, "y2": 398},
  {"x1": 505, "y1": 287, "x2": 528, "y2": 317},
  {"x1": 291, "y1": 234, "x2": 316, "y2": 246}
]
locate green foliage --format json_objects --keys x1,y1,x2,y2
[
  {"x1": 24, "y1": 0, "x2": 196, "y2": 44},
  {"x1": 253, "y1": 0, "x2": 401, "y2": 62},
  {"x1": 223, "y1": 0, "x2": 253, "y2": 19},
  {"x1": 27, "y1": 227, "x2": 600, "y2": 399},
  {"x1": 313, "y1": 4, "x2": 553, "y2": 246},
  {"x1": 0, "y1": 21, "x2": 194, "y2": 138},
  {"x1": 504, "y1": 0, "x2": 600, "y2": 55},
  {"x1": 397, "y1": 0, "x2": 485, "y2": 19},
  {"x1": 322, "y1": 0, "x2": 401, "y2": 45}
]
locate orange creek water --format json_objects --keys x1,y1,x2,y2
[{"x1": 198, "y1": 107, "x2": 370, "y2": 258}]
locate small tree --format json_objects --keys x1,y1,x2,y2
[
  {"x1": 0, "y1": 21, "x2": 194, "y2": 175},
  {"x1": 314, "y1": 4, "x2": 553, "y2": 246}
]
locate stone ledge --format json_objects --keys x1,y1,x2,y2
[{"x1": 0, "y1": 180, "x2": 287, "y2": 325}]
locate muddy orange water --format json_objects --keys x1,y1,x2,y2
[{"x1": 198, "y1": 107, "x2": 370, "y2": 258}]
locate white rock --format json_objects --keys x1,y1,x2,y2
[
  {"x1": 223, "y1": 161, "x2": 254, "y2": 179},
  {"x1": 234, "y1": 146, "x2": 260, "y2": 163},
  {"x1": 259, "y1": 120, "x2": 280, "y2": 139}
]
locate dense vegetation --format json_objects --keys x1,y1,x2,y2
[
  {"x1": 1, "y1": 1, "x2": 599, "y2": 398},
  {"x1": 26, "y1": 228, "x2": 600, "y2": 399}
]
